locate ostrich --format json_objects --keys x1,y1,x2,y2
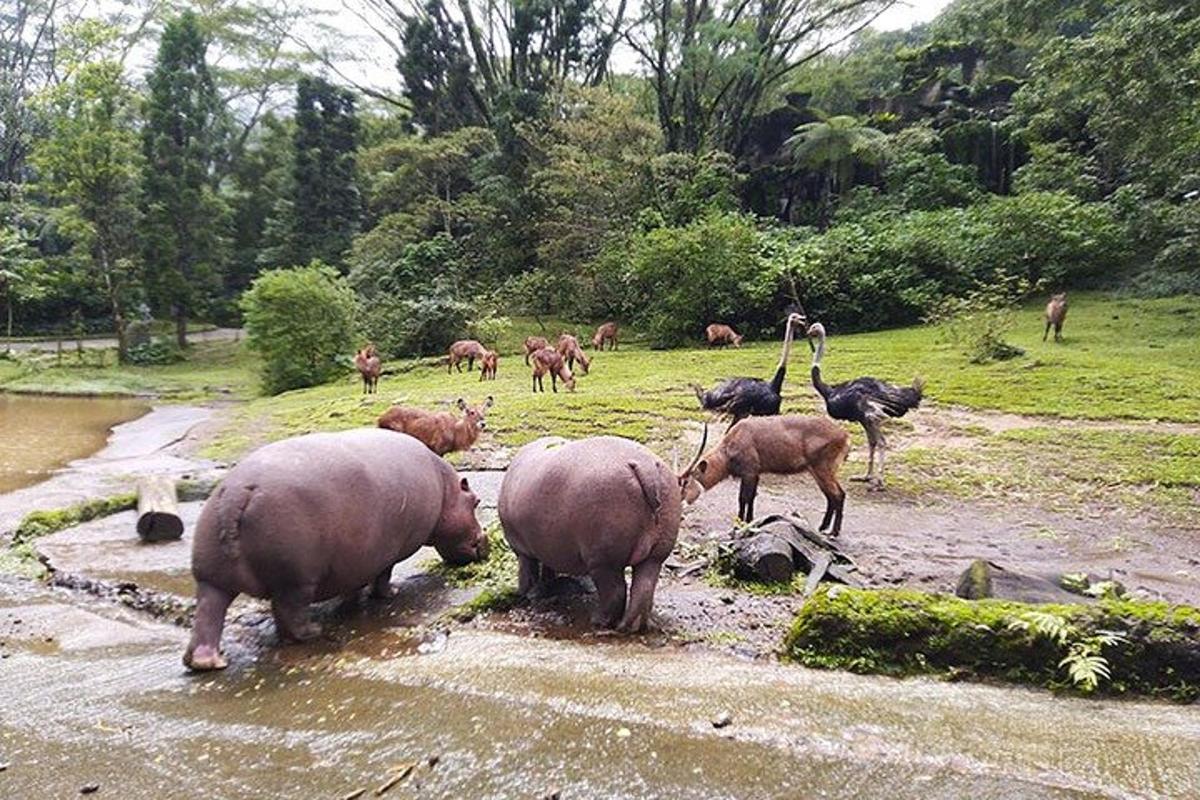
[
  {"x1": 691, "y1": 313, "x2": 805, "y2": 429},
  {"x1": 806, "y1": 322, "x2": 923, "y2": 490}
]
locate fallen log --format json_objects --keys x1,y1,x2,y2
[
  {"x1": 716, "y1": 514, "x2": 863, "y2": 589},
  {"x1": 136, "y1": 476, "x2": 183, "y2": 542},
  {"x1": 724, "y1": 532, "x2": 796, "y2": 583}
]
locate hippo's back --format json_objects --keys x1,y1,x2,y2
[{"x1": 193, "y1": 429, "x2": 446, "y2": 599}]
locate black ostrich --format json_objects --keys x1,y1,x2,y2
[
  {"x1": 691, "y1": 313, "x2": 805, "y2": 429},
  {"x1": 807, "y1": 322, "x2": 924, "y2": 490}
]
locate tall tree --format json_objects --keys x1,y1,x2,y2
[
  {"x1": 32, "y1": 58, "x2": 141, "y2": 362},
  {"x1": 625, "y1": 0, "x2": 897, "y2": 155},
  {"x1": 260, "y1": 76, "x2": 361, "y2": 269},
  {"x1": 141, "y1": 10, "x2": 227, "y2": 347}
]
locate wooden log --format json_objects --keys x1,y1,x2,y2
[
  {"x1": 136, "y1": 476, "x2": 183, "y2": 542},
  {"x1": 726, "y1": 533, "x2": 796, "y2": 583}
]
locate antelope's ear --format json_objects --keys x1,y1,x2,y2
[
  {"x1": 484, "y1": 395, "x2": 494, "y2": 409},
  {"x1": 456, "y1": 397, "x2": 467, "y2": 410}
]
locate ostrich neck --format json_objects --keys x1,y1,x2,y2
[
  {"x1": 812, "y1": 330, "x2": 826, "y2": 368},
  {"x1": 778, "y1": 318, "x2": 796, "y2": 371}
]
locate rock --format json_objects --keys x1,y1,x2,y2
[
  {"x1": 80, "y1": 784, "x2": 100, "y2": 794},
  {"x1": 711, "y1": 712, "x2": 732, "y2": 729},
  {"x1": 955, "y1": 559, "x2": 1094, "y2": 604}
]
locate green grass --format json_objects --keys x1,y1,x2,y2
[
  {"x1": 203, "y1": 293, "x2": 1200, "y2": 464},
  {"x1": 0, "y1": 340, "x2": 260, "y2": 401}
]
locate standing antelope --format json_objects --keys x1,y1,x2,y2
[
  {"x1": 479, "y1": 350, "x2": 498, "y2": 381},
  {"x1": 592, "y1": 322, "x2": 619, "y2": 351},
  {"x1": 556, "y1": 333, "x2": 591, "y2": 375},
  {"x1": 679, "y1": 415, "x2": 850, "y2": 535},
  {"x1": 705, "y1": 324, "x2": 743, "y2": 348},
  {"x1": 530, "y1": 347, "x2": 576, "y2": 393},
  {"x1": 448, "y1": 340, "x2": 488, "y2": 373},
  {"x1": 1043, "y1": 293, "x2": 1068, "y2": 342},
  {"x1": 377, "y1": 397, "x2": 494, "y2": 456},
  {"x1": 524, "y1": 336, "x2": 549, "y2": 365},
  {"x1": 354, "y1": 344, "x2": 382, "y2": 394}
]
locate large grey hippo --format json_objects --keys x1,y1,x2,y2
[
  {"x1": 498, "y1": 436, "x2": 683, "y2": 632},
  {"x1": 184, "y1": 429, "x2": 488, "y2": 671}
]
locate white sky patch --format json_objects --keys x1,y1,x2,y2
[{"x1": 869, "y1": 0, "x2": 955, "y2": 31}]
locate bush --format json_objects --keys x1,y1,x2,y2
[
  {"x1": 927, "y1": 278, "x2": 1028, "y2": 363},
  {"x1": 240, "y1": 262, "x2": 357, "y2": 394},
  {"x1": 359, "y1": 279, "x2": 474, "y2": 357},
  {"x1": 621, "y1": 212, "x2": 775, "y2": 347},
  {"x1": 125, "y1": 337, "x2": 183, "y2": 365}
]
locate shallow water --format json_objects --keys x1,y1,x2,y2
[
  {"x1": 0, "y1": 394, "x2": 148, "y2": 493},
  {"x1": 1, "y1": 582, "x2": 1197, "y2": 800}
]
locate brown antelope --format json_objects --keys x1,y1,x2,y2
[
  {"x1": 354, "y1": 344, "x2": 382, "y2": 394},
  {"x1": 448, "y1": 340, "x2": 488, "y2": 373},
  {"x1": 479, "y1": 350, "x2": 498, "y2": 381},
  {"x1": 556, "y1": 333, "x2": 591, "y2": 375},
  {"x1": 679, "y1": 415, "x2": 850, "y2": 535},
  {"x1": 377, "y1": 397, "x2": 494, "y2": 456},
  {"x1": 592, "y1": 322, "x2": 618, "y2": 351},
  {"x1": 705, "y1": 324, "x2": 743, "y2": 348},
  {"x1": 524, "y1": 336, "x2": 548, "y2": 365},
  {"x1": 1043, "y1": 293, "x2": 1068, "y2": 342},
  {"x1": 530, "y1": 347, "x2": 576, "y2": 393}
]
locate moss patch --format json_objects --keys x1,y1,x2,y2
[
  {"x1": 12, "y1": 493, "x2": 137, "y2": 546},
  {"x1": 784, "y1": 587, "x2": 1200, "y2": 701},
  {"x1": 424, "y1": 524, "x2": 518, "y2": 593}
]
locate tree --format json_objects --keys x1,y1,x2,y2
[
  {"x1": 32, "y1": 58, "x2": 142, "y2": 362},
  {"x1": 787, "y1": 115, "x2": 886, "y2": 222},
  {"x1": 240, "y1": 262, "x2": 356, "y2": 393},
  {"x1": 141, "y1": 10, "x2": 227, "y2": 348},
  {"x1": 0, "y1": 226, "x2": 46, "y2": 352},
  {"x1": 625, "y1": 0, "x2": 897, "y2": 154},
  {"x1": 276, "y1": 76, "x2": 361, "y2": 269}
]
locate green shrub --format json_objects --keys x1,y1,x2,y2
[
  {"x1": 125, "y1": 337, "x2": 183, "y2": 365},
  {"x1": 359, "y1": 279, "x2": 474, "y2": 358},
  {"x1": 784, "y1": 587, "x2": 1200, "y2": 700},
  {"x1": 240, "y1": 262, "x2": 357, "y2": 394},
  {"x1": 622, "y1": 211, "x2": 775, "y2": 347}
]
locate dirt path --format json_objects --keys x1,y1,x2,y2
[{"x1": 3, "y1": 327, "x2": 242, "y2": 354}]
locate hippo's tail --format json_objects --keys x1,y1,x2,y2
[
  {"x1": 215, "y1": 481, "x2": 256, "y2": 559},
  {"x1": 627, "y1": 460, "x2": 669, "y2": 566}
]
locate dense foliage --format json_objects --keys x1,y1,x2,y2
[
  {"x1": 240, "y1": 263, "x2": 356, "y2": 393},
  {"x1": 2, "y1": 0, "x2": 1197, "y2": 376}
]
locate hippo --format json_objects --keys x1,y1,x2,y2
[
  {"x1": 498, "y1": 436, "x2": 683, "y2": 632},
  {"x1": 184, "y1": 429, "x2": 488, "y2": 671}
]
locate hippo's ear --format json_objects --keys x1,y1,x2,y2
[
  {"x1": 460, "y1": 477, "x2": 470, "y2": 491},
  {"x1": 697, "y1": 459, "x2": 708, "y2": 475},
  {"x1": 456, "y1": 397, "x2": 467, "y2": 411},
  {"x1": 484, "y1": 395, "x2": 494, "y2": 409}
]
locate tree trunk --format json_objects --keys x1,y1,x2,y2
[
  {"x1": 136, "y1": 476, "x2": 184, "y2": 542},
  {"x1": 4, "y1": 288, "x2": 11, "y2": 354},
  {"x1": 175, "y1": 308, "x2": 188, "y2": 349}
]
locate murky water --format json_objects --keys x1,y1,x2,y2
[
  {"x1": 1, "y1": 583, "x2": 1197, "y2": 799},
  {"x1": 0, "y1": 394, "x2": 148, "y2": 493}
]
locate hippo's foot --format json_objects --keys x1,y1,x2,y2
[
  {"x1": 590, "y1": 567, "x2": 628, "y2": 629},
  {"x1": 372, "y1": 569, "x2": 398, "y2": 599},
  {"x1": 272, "y1": 596, "x2": 321, "y2": 642},
  {"x1": 184, "y1": 644, "x2": 228, "y2": 671}
]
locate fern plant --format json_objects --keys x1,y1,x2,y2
[{"x1": 1008, "y1": 612, "x2": 1128, "y2": 693}]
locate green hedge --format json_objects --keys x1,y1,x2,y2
[{"x1": 784, "y1": 587, "x2": 1200, "y2": 701}]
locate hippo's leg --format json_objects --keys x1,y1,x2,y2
[
  {"x1": 517, "y1": 554, "x2": 541, "y2": 596},
  {"x1": 617, "y1": 560, "x2": 663, "y2": 633},
  {"x1": 590, "y1": 566, "x2": 627, "y2": 628},
  {"x1": 372, "y1": 565, "x2": 397, "y2": 599},
  {"x1": 184, "y1": 581, "x2": 235, "y2": 671},
  {"x1": 271, "y1": 587, "x2": 321, "y2": 642}
]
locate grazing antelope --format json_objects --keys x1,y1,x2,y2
[
  {"x1": 524, "y1": 336, "x2": 549, "y2": 365},
  {"x1": 705, "y1": 324, "x2": 743, "y2": 348},
  {"x1": 480, "y1": 350, "x2": 498, "y2": 381},
  {"x1": 377, "y1": 397, "x2": 494, "y2": 456},
  {"x1": 1043, "y1": 293, "x2": 1068, "y2": 342},
  {"x1": 556, "y1": 333, "x2": 591, "y2": 375},
  {"x1": 530, "y1": 347, "x2": 576, "y2": 393},
  {"x1": 679, "y1": 415, "x2": 850, "y2": 535},
  {"x1": 448, "y1": 340, "x2": 489, "y2": 373},
  {"x1": 354, "y1": 344, "x2": 382, "y2": 394},
  {"x1": 592, "y1": 322, "x2": 619, "y2": 351}
]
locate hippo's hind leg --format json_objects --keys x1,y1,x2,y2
[
  {"x1": 590, "y1": 566, "x2": 627, "y2": 629},
  {"x1": 271, "y1": 585, "x2": 322, "y2": 642},
  {"x1": 372, "y1": 564, "x2": 398, "y2": 599},
  {"x1": 617, "y1": 560, "x2": 663, "y2": 634},
  {"x1": 184, "y1": 581, "x2": 235, "y2": 671},
  {"x1": 517, "y1": 554, "x2": 541, "y2": 596}
]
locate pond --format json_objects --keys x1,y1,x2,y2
[{"x1": 0, "y1": 393, "x2": 149, "y2": 494}]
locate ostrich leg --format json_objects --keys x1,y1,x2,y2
[
  {"x1": 872, "y1": 430, "x2": 888, "y2": 492},
  {"x1": 850, "y1": 421, "x2": 879, "y2": 484}
]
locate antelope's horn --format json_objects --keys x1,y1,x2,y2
[{"x1": 680, "y1": 423, "x2": 709, "y2": 478}]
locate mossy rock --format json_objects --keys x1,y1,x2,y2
[
  {"x1": 783, "y1": 587, "x2": 1200, "y2": 701},
  {"x1": 12, "y1": 494, "x2": 138, "y2": 546}
]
